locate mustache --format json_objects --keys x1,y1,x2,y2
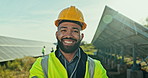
[{"x1": 61, "y1": 38, "x2": 77, "y2": 41}]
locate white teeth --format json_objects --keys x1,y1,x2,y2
[{"x1": 64, "y1": 41, "x2": 72, "y2": 43}]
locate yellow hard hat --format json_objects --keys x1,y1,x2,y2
[{"x1": 55, "y1": 6, "x2": 87, "y2": 30}]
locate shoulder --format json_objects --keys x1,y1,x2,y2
[
  {"x1": 30, "y1": 53, "x2": 53, "y2": 73},
  {"x1": 30, "y1": 57, "x2": 43, "y2": 71},
  {"x1": 31, "y1": 57, "x2": 42, "y2": 68},
  {"x1": 90, "y1": 58, "x2": 108, "y2": 78},
  {"x1": 87, "y1": 56, "x2": 101, "y2": 63},
  {"x1": 90, "y1": 58, "x2": 104, "y2": 70},
  {"x1": 29, "y1": 57, "x2": 44, "y2": 77}
]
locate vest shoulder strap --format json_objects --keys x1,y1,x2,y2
[
  {"x1": 41, "y1": 55, "x2": 49, "y2": 78},
  {"x1": 88, "y1": 56, "x2": 95, "y2": 78}
]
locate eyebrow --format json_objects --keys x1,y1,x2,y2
[
  {"x1": 72, "y1": 27, "x2": 80, "y2": 31},
  {"x1": 59, "y1": 26, "x2": 80, "y2": 31},
  {"x1": 59, "y1": 27, "x2": 67, "y2": 29}
]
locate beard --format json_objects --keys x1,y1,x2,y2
[{"x1": 57, "y1": 38, "x2": 81, "y2": 53}]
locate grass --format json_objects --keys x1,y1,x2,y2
[{"x1": 0, "y1": 56, "x2": 36, "y2": 78}]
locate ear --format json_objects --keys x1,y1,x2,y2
[
  {"x1": 56, "y1": 31, "x2": 58, "y2": 38},
  {"x1": 80, "y1": 33, "x2": 84, "y2": 40}
]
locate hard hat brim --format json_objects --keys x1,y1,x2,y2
[{"x1": 55, "y1": 19, "x2": 87, "y2": 30}]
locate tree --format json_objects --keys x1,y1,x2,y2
[
  {"x1": 80, "y1": 42, "x2": 97, "y2": 55},
  {"x1": 144, "y1": 17, "x2": 148, "y2": 27}
]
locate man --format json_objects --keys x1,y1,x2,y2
[
  {"x1": 29, "y1": 6, "x2": 108, "y2": 78},
  {"x1": 42, "y1": 46, "x2": 46, "y2": 57},
  {"x1": 50, "y1": 47, "x2": 54, "y2": 53}
]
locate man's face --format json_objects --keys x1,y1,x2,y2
[{"x1": 56, "y1": 22, "x2": 84, "y2": 53}]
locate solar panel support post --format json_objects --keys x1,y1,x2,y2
[
  {"x1": 105, "y1": 48, "x2": 109, "y2": 58},
  {"x1": 109, "y1": 47, "x2": 112, "y2": 59},
  {"x1": 103, "y1": 48, "x2": 107, "y2": 64},
  {"x1": 102, "y1": 49, "x2": 106, "y2": 64},
  {"x1": 131, "y1": 43, "x2": 138, "y2": 70},
  {"x1": 101, "y1": 49, "x2": 106, "y2": 64},
  {"x1": 113, "y1": 47, "x2": 117, "y2": 62},
  {"x1": 120, "y1": 46, "x2": 125, "y2": 65},
  {"x1": 107, "y1": 48, "x2": 111, "y2": 66}
]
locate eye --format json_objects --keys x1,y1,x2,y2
[
  {"x1": 60, "y1": 29, "x2": 66, "y2": 32},
  {"x1": 73, "y1": 30, "x2": 79, "y2": 33}
]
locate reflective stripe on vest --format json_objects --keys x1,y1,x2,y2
[
  {"x1": 41, "y1": 55, "x2": 49, "y2": 78},
  {"x1": 88, "y1": 56, "x2": 95, "y2": 78},
  {"x1": 41, "y1": 55, "x2": 95, "y2": 78}
]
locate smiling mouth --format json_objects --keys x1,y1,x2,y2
[
  {"x1": 64, "y1": 41, "x2": 73, "y2": 44},
  {"x1": 62, "y1": 38, "x2": 76, "y2": 46}
]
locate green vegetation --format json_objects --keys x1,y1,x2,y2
[
  {"x1": 80, "y1": 41, "x2": 97, "y2": 55},
  {"x1": 0, "y1": 57, "x2": 36, "y2": 78}
]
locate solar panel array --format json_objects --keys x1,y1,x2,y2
[
  {"x1": 92, "y1": 6, "x2": 148, "y2": 57},
  {"x1": 0, "y1": 36, "x2": 55, "y2": 62}
]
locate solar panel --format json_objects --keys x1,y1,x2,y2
[
  {"x1": 92, "y1": 6, "x2": 148, "y2": 56},
  {"x1": 0, "y1": 36, "x2": 55, "y2": 62}
]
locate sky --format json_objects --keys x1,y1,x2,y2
[{"x1": 0, "y1": 0, "x2": 148, "y2": 43}]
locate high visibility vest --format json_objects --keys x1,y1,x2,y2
[{"x1": 29, "y1": 52, "x2": 108, "y2": 78}]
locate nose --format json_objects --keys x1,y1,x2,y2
[{"x1": 64, "y1": 30, "x2": 73, "y2": 38}]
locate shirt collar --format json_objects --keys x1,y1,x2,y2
[{"x1": 58, "y1": 48, "x2": 81, "y2": 60}]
